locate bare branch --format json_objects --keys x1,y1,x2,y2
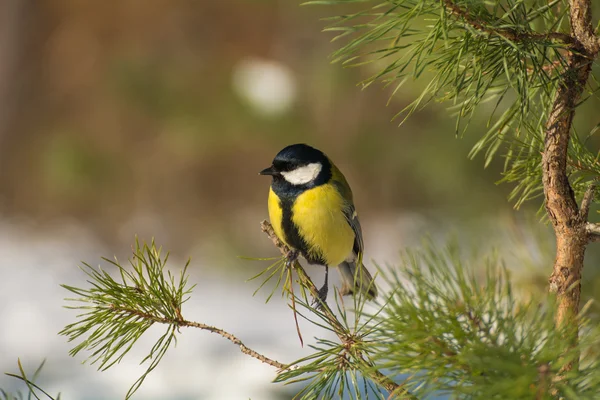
[
  {"x1": 579, "y1": 181, "x2": 596, "y2": 220},
  {"x1": 569, "y1": 0, "x2": 600, "y2": 53},
  {"x1": 109, "y1": 305, "x2": 289, "y2": 371},
  {"x1": 181, "y1": 320, "x2": 288, "y2": 370}
]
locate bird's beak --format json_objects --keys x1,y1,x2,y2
[{"x1": 259, "y1": 166, "x2": 278, "y2": 176}]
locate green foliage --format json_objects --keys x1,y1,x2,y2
[
  {"x1": 49, "y1": 2, "x2": 600, "y2": 398},
  {"x1": 56, "y1": 235, "x2": 600, "y2": 399},
  {"x1": 59, "y1": 239, "x2": 194, "y2": 399},
  {"x1": 313, "y1": 0, "x2": 568, "y2": 123},
  {"x1": 371, "y1": 241, "x2": 600, "y2": 398},
  {"x1": 265, "y1": 240, "x2": 600, "y2": 399},
  {"x1": 245, "y1": 255, "x2": 289, "y2": 302},
  {"x1": 3, "y1": 360, "x2": 59, "y2": 400},
  {"x1": 275, "y1": 289, "x2": 387, "y2": 399},
  {"x1": 310, "y1": 0, "x2": 600, "y2": 208},
  {"x1": 44, "y1": 1, "x2": 600, "y2": 398}
]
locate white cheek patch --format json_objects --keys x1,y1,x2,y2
[{"x1": 281, "y1": 162, "x2": 322, "y2": 185}]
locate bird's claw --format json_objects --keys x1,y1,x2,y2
[
  {"x1": 286, "y1": 250, "x2": 299, "y2": 268},
  {"x1": 311, "y1": 267, "x2": 329, "y2": 310},
  {"x1": 312, "y1": 283, "x2": 329, "y2": 310}
]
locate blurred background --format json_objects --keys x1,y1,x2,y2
[{"x1": 0, "y1": 1, "x2": 599, "y2": 399}]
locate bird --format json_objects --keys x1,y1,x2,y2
[{"x1": 259, "y1": 143, "x2": 377, "y2": 304}]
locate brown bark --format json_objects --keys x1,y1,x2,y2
[{"x1": 543, "y1": 0, "x2": 599, "y2": 367}]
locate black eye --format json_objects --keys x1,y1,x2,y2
[
  {"x1": 274, "y1": 160, "x2": 297, "y2": 172},
  {"x1": 273, "y1": 161, "x2": 284, "y2": 171}
]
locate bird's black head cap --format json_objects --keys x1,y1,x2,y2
[
  {"x1": 260, "y1": 143, "x2": 332, "y2": 189},
  {"x1": 272, "y1": 143, "x2": 327, "y2": 171}
]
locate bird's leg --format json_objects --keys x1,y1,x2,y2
[
  {"x1": 286, "y1": 249, "x2": 299, "y2": 268},
  {"x1": 312, "y1": 267, "x2": 329, "y2": 309}
]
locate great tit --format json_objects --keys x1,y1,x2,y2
[{"x1": 260, "y1": 143, "x2": 377, "y2": 303}]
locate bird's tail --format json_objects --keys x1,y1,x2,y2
[{"x1": 337, "y1": 261, "x2": 377, "y2": 299}]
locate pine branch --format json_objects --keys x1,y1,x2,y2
[
  {"x1": 260, "y1": 220, "x2": 415, "y2": 399},
  {"x1": 442, "y1": 0, "x2": 575, "y2": 46},
  {"x1": 61, "y1": 236, "x2": 415, "y2": 398},
  {"x1": 371, "y1": 241, "x2": 600, "y2": 398},
  {"x1": 60, "y1": 240, "x2": 289, "y2": 398},
  {"x1": 308, "y1": 0, "x2": 600, "y2": 393}
]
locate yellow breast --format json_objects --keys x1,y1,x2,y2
[
  {"x1": 292, "y1": 184, "x2": 355, "y2": 266},
  {"x1": 267, "y1": 187, "x2": 287, "y2": 247}
]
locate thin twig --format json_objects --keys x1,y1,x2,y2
[
  {"x1": 526, "y1": 59, "x2": 565, "y2": 75},
  {"x1": 567, "y1": 158, "x2": 600, "y2": 175},
  {"x1": 180, "y1": 320, "x2": 288, "y2": 370},
  {"x1": 108, "y1": 305, "x2": 288, "y2": 371},
  {"x1": 260, "y1": 220, "x2": 416, "y2": 398},
  {"x1": 579, "y1": 181, "x2": 596, "y2": 220}
]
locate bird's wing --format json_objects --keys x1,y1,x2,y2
[
  {"x1": 330, "y1": 161, "x2": 363, "y2": 258},
  {"x1": 344, "y1": 204, "x2": 364, "y2": 258}
]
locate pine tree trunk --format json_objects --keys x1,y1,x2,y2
[{"x1": 543, "y1": 0, "x2": 598, "y2": 371}]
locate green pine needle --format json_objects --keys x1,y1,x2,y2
[
  {"x1": 368, "y1": 240, "x2": 600, "y2": 398},
  {"x1": 59, "y1": 238, "x2": 195, "y2": 400},
  {"x1": 310, "y1": 0, "x2": 600, "y2": 209},
  {"x1": 3, "y1": 359, "x2": 59, "y2": 400}
]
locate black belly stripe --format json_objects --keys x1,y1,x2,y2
[{"x1": 280, "y1": 196, "x2": 327, "y2": 266}]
